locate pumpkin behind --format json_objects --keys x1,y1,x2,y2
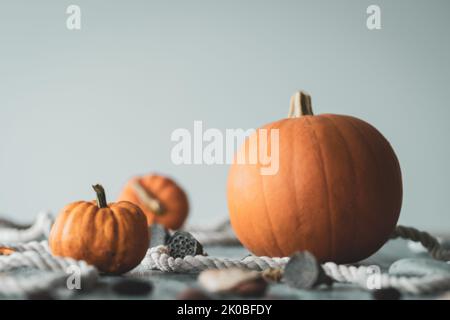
[{"x1": 118, "y1": 174, "x2": 189, "y2": 230}]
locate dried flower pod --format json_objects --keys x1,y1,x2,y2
[
  {"x1": 198, "y1": 268, "x2": 267, "y2": 297},
  {"x1": 284, "y1": 251, "x2": 333, "y2": 289},
  {"x1": 167, "y1": 231, "x2": 204, "y2": 258}
]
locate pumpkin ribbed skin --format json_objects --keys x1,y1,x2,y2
[
  {"x1": 49, "y1": 199, "x2": 149, "y2": 274},
  {"x1": 118, "y1": 174, "x2": 189, "y2": 230},
  {"x1": 228, "y1": 109, "x2": 402, "y2": 263}
]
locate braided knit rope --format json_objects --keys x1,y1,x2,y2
[
  {"x1": 0, "y1": 212, "x2": 53, "y2": 244},
  {"x1": 322, "y1": 262, "x2": 450, "y2": 294},
  {"x1": 132, "y1": 245, "x2": 289, "y2": 274},
  {"x1": 0, "y1": 241, "x2": 98, "y2": 298},
  {"x1": 391, "y1": 225, "x2": 450, "y2": 261},
  {"x1": 0, "y1": 240, "x2": 52, "y2": 253}
]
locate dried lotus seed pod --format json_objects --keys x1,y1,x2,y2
[{"x1": 167, "y1": 231, "x2": 204, "y2": 258}]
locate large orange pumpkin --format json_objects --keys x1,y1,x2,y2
[
  {"x1": 118, "y1": 174, "x2": 189, "y2": 230},
  {"x1": 49, "y1": 185, "x2": 149, "y2": 274},
  {"x1": 227, "y1": 91, "x2": 402, "y2": 263}
]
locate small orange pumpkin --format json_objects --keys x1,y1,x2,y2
[
  {"x1": 49, "y1": 184, "x2": 149, "y2": 274},
  {"x1": 118, "y1": 174, "x2": 189, "y2": 230},
  {"x1": 227, "y1": 91, "x2": 402, "y2": 263}
]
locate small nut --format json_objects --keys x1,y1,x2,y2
[
  {"x1": 232, "y1": 277, "x2": 267, "y2": 297},
  {"x1": 198, "y1": 268, "x2": 267, "y2": 297}
]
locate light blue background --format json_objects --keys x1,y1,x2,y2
[{"x1": 0, "y1": 0, "x2": 449, "y2": 232}]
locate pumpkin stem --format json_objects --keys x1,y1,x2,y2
[
  {"x1": 288, "y1": 91, "x2": 314, "y2": 118},
  {"x1": 92, "y1": 184, "x2": 108, "y2": 208},
  {"x1": 131, "y1": 180, "x2": 165, "y2": 216}
]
